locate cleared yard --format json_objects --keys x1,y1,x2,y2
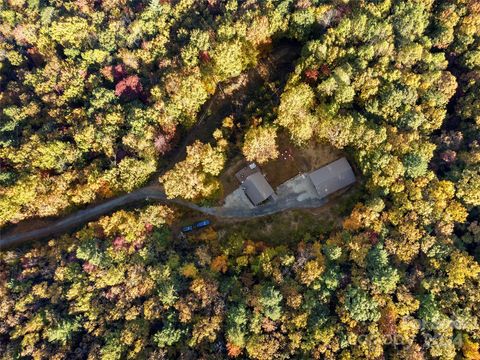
[{"x1": 218, "y1": 133, "x2": 343, "y2": 203}]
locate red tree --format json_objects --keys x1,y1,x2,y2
[
  {"x1": 304, "y1": 68, "x2": 319, "y2": 82},
  {"x1": 154, "y1": 126, "x2": 176, "y2": 154},
  {"x1": 101, "y1": 64, "x2": 127, "y2": 82},
  {"x1": 115, "y1": 75, "x2": 143, "y2": 101},
  {"x1": 199, "y1": 50, "x2": 211, "y2": 63},
  {"x1": 112, "y1": 64, "x2": 127, "y2": 81},
  {"x1": 440, "y1": 150, "x2": 457, "y2": 163}
]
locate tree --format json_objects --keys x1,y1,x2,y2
[
  {"x1": 462, "y1": 336, "x2": 480, "y2": 360},
  {"x1": 161, "y1": 141, "x2": 225, "y2": 200},
  {"x1": 258, "y1": 285, "x2": 283, "y2": 321},
  {"x1": 107, "y1": 158, "x2": 156, "y2": 192},
  {"x1": 181, "y1": 29, "x2": 211, "y2": 67},
  {"x1": 445, "y1": 250, "x2": 480, "y2": 287},
  {"x1": 242, "y1": 126, "x2": 279, "y2": 164},
  {"x1": 189, "y1": 315, "x2": 222, "y2": 346},
  {"x1": 164, "y1": 70, "x2": 210, "y2": 125},
  {"x1": 114, "y1": 75, "x2": 143, "y2": 101},
  {"x1": 298, "y1": 258, "x2": 325, "y2": 286},
  {"x1": 100, "y1": 332, "x2": 126, "y2": 360},
  {"x1": 45, "y1": 318, "x2": 81, "y2": 346},
  {"x1": 226, "y1": 304, "x2": 248, "y2": 351},
  {"x1": 154, "y1": 315, "x2": 183, "y2": 348},
  {"x1": 49, "y1": 17, "x2": 93, "y2": 57},
  {"x1": 276, "y1": 83, "x2": 316, "y2": 144},
  {"x1": 366, "y1": 244, "x2": 400, "y2": 294},
  {"x1": 402, "y1": 152, "x2": 429, "y2": 178},
  {"x1": 392, "y1": 2, "x2": 429, "y2": 43},
  {"x1": 246, "y1": 335, "x2": 281, "y2": 360},
  {"x1": 343, "y1": 286, "x2": 380, "y2": 322},
  {"x1": 76, "y1": 238, "x2": 109, "y2": 267},
  {"x1": 457, "y1": 168, "x2": 480, "y2": 206},
  {"x1": 212, "y1": 39, "x2": 257, "y2": 81}
]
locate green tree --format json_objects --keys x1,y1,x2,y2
[
  {"x1": 154, "y1": 313, "x2": 183, "y2": 348},
  {"x1": 343, "y1": 286, "x2": 380, "y2": 322},
  {"x1": 366, "y1": 244, "x2": 400, "y2": 294},
  {"x1": 226, "y1": 304, "x2": 248, "y2": 348},
  {"x1": 258, "y1": 285, "x2": 283, "y2": 321},
  {"x1": 45, "y1": 318, "x2": 81, "y2": 346},
  {"x1": 402, "y1": 152, "x2": 429, "y2": 178}
]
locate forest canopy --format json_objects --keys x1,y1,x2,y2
[{"x1": 1, "y1": 0, "x2": 480, "y2": 359}]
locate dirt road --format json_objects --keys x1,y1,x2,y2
[{"x1": 0, "y1": 183, "x2": 334, "y2": 249}]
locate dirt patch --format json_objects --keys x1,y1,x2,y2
[
  {"x1": 215, "y1": 207, "x2": 335, "y2": 247},
  {"x1": 262, "y1": 132, "x2": 344, "y2": 186}
]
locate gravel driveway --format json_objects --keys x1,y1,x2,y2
[{"x1": 0, "y1": 176, "x2": 331, "y2": 250}]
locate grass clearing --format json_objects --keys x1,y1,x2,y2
[{"x1": 215, "y1": 183, "x2": 363, "y2": 246}]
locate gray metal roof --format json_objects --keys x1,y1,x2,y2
[
  {"x1": 308, "y1": 157, "x2": 356, "y2": 198},
  {"x1": 242, "y1": 172, "x2": 275, "y2": 206}
]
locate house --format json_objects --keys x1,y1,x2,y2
[
  {"x1": 308, "y1": 157, "x2": 356, "y2": 198},
  {"x1": 235, "y1": 163, "x2": 275, "y2": 206},
  {"x1": 242, "y1": 172, "x2": 275, "y2": 206}
]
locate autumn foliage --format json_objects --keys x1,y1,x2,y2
[
  {"x1": 1, "y1": 0, "x2": 480, "y2": 359},
  {"x1": 115, "y1": 75, "x2": 143, "y2": 100}
]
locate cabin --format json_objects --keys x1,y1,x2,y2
[
  {"x1": 308, "y1": 157, "x2": 356, "y2": 198},
  {"x1": 235, "y1": 163, "x2": 275, "y2": 206}
]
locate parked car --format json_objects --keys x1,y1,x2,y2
[
  {"x1": 194, "y1": 219, "x2": 211, "y2": 229},
  {"x1": 181, "y1": 225, "x2": 194, "y2": 233},
  {"x1": 181, "y1": 219, "x2": 211, "y2": 233}
]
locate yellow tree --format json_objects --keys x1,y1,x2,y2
[
  {"x1": 445, "y1": 250, "x2": 480, "y2": 287},
  {"x1": 242, "y1": 126, "x2": 279, "y2": 164},
  {"x1": 276, "y1": 83, "x2": 317, "y2": 144},
  {"x1": 161, "y1": 141, "x2": 226, "y2": 200}
]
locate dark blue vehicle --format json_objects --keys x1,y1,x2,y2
[
  {"x1": 194, "y1": 219, "x2": 211, "y2": 229},
  {"x1": 181, "y1": 219, "x2": 210, "y2": 233},
  {"x1": 181, "y1": 225, "x2": 194, "y2": 233}
]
